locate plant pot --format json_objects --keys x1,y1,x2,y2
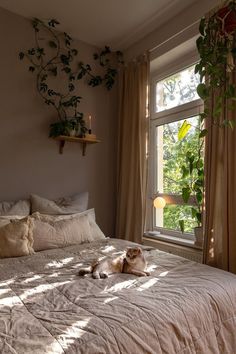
[
  {"x1": 217, "y1": 6, "x2": 236, "y2": 34},
  {"x1": 194, "y1": 226, "x2": 203, "y2": 247},
  {"x1": 69, "y1": 129, "x2": 76, "y2": 137}
]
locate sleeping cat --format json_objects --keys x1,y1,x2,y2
[{"x1": 78, "y1": 246, "x2": 150, "y2": 279}]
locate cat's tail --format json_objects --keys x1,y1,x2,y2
[{"x1": 78, "y1": 265, "x2": 92, "y2": 276}]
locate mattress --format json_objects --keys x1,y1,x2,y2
[{"x1": 0, "y1": 238, "x2": 236, "y2": 354}]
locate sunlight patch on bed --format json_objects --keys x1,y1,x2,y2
[
  {"x1": 103, "y1": 296, "x2": 119, "y2": 304},
  {"x1": 57, "y1": 317, "x2": 91, "y2": 349},
  {"x1": 20, "y1": 281, "x2": 71, "y2": 300},
  {"x1": 146, "y1": 264, "x2": 158, "y2": 272},
  {"x1": 23, "y1": 274, "x2": 42, "y2": 283},
  {"x1": 137, "y1": 278, "x2": 158, "y2": 292},
  {"x1": 159, "y1": 271, "x2": 169, "y2": 277},
  {"x1": 102, "y1": 279, "x2": 137, "y2": 293},
  {"x1": 101, "y1": 245, "x2": 116, "y2": 253}
]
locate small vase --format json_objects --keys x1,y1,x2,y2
[{"x1": 194, "y1": 226, "x2": 203, "y2": 247}]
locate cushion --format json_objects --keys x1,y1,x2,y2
[
  {"x1": 30, "y1": 192, "x2": 89, "y2": 215},
  {"x1": 31, "y1": 212, "x2": 93, "y2": 251},
  {"x1": 0, "y1": 215, "x2": 26, "y2": 228},
  {"x1": 0, "y1": 199, "x2": 30, "y2": 216},
  {"x1": 0, "y1": 217, "x2": 34, "y2": 258},
  {"x1": 33, "y1": 208, "x2": 106, "y2": 242}
]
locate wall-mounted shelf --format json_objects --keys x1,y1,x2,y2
[{"x1": 53, "y1": 135, "x2": 101, "y2": 156}]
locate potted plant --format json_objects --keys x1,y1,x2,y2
[{"x1": 178, "y1": 120, "x2": 204, "y2": 246}]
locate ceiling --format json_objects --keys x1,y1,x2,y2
[{"x1": 0, "y1": 0, "x2": 198, "y2": 50}]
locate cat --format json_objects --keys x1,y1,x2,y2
[{"x1": 78, "y1": 246, "x2": 150, "y2": 279}]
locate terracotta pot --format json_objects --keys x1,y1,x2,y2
[
  {"x1": 194, "y1": 226, "x2": 203, "y2": 247},
  {"x1": 217, "y1": 6, "x2": 236, "y2": 34}
]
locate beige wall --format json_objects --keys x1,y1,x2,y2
[
  {"x1": 0, "y1": 7, "x2": 118, "y2": 236},
  {"x1": 124, "y1": 0, "x2": 220, "y2": 61}
]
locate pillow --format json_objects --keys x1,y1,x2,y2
[
  {"x1": 31, "y1": 212, "x2": 93, "y2": 251},
  {"x1": 33, "y1": 208, "x2": 106, "y2": 242},
  {"x1": 0, "y1": 217, "x2": 34, "y2": 258},
  {"x1": 0, "y1": 215, "x2": 26, "y2": 228},
  {"x1": 30, "y1": 192, "x2": 89, "y2": 215},
  {"x1": 0, "y1": 199, "x2": 30, "y2": 216}
]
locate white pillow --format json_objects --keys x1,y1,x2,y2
[
  {"x1": 0, "y1": 217, "x2": 34, "y2": 258},
  {"x1": 31, "y1": 212, "x2": 93, "y2": 251},
  {"x1": 33, "y1": 208, "x2": 106, "y2": 241},
  {"x1": 30, "y1": 192, "x2": 89, "y2": 215},
  {"x1": 0, "y1": 199, "x2": 30, "y2": 216}
]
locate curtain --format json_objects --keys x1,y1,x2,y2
[
  {"x1": 116, "y1": 56, "x2": 149, "y2": 243},
  {"x1": 204, "y1": 72, "x2": 236, "y2": 274}
]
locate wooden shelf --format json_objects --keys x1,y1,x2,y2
[{"x1": 53, "y1": 135, "x2": 101, "y2": 156}]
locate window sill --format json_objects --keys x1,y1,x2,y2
[{"x1": 144, "y1": 232, "x2": 203, "y2": 251}]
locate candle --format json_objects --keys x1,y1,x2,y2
[{"x1": 88, "y1": 115, "x2": 92, "y2": 131}]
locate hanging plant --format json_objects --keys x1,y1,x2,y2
[
  {"x1": 177, "y1": 1, "x2": 236, "y2": 238},
  {"x1": 195, "y1": 0, "x2": 236, "y2": 128},
  {"x1": 19, "y1": 18, "x2": 123, "y2": 137}
]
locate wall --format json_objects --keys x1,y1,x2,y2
[
  {"x1": 0, "y1": 7, "x2": 118, "y2": 236},
  {"x1": 124, "y1": 0, "x2": 220, "y2": 61}
]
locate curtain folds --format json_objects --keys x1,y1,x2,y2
[
  {"x1": 116, "y1": 56, "x2": 149, "y2": 243},
  {"x1": 204, "y1": 73, "x2": 236, "y2": 274}
]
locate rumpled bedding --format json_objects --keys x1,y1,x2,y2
[{"x1": 0, "y1": 238, "x2": 236, "y2": 354}]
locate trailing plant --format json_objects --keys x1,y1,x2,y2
[
  {"x1": 178, "y1": 1, "x2": 236, "y2": 233},
  {"x1": 19, "y1": 18, "x2": 123, "y2": 136},
  {"x1": 195, "y1": 0, "x2": 236, "y2": 129}
]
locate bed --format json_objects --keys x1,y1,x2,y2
[{"x1": 0, "y1": 238, "x2": 236, "y2": 354}]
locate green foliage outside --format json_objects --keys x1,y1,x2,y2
[{"x1": 161, "y1": 116, "x2": 201, "y2": 233}]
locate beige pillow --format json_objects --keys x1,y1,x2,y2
[
  {"x1": 31, "y1": 213, "x2": 93, "y2": 251},
  {"x1": 0, "y1": 217, "x2": 34, "y2": 258},
  {"x1": 33, "y1": 208, "x2": 106, "y2": 241},
  {"x1": 30, "y1": 192, "x2": 89, "y2": 215},
  {"x1": 0, "y1": 199, "x2": 30, "y2": 216},
  {"x1": 0, "y1": 215, "x2": 25, "y2": 229}
]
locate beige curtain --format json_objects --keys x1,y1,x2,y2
[
  {"x1": 204, "y1": 73, "x2": 236, "y2": 274},
  {"x1": 116, "y1": 56, "x2": 149, "y2": 243}
]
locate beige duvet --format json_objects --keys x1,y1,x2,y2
[{"x1": 0, "y1": 238, "x2": 236, "y2": 354}]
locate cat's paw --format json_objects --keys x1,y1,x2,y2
[
  {"x1": 92, "y1": 272, "x2": 100, "y2": 279},
  {"x1": 100, "y1": 271, "x2": 108, "y2": 279},
  {"x1": 145, "y1": 271, "x2": 150, "y2": 276}
]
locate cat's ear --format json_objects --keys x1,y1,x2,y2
[{"x1": 137, "y1": 247, "x2": 142, "y2": 254}]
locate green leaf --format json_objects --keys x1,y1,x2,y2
[
  {"x1": 199, "y1": 129, "x2": 207, "y2": 138},
  {"x1": 19, "y1": 52, "x2": 25, "y2": 60},
  {"x1": 197, "y1": 83, "x2": 208, "y2": 99},
  {"x1": 191, "y1": 207, "x2": 197, "y2": 219},
  {"x1": 182, "y1": 187, "x2": 191, "y2": 203},
  {"x1": 196, "y1": 212, "x2": 202, "y2": 225},
  {"x1": 71, "y1": 48, "x2": 78, "y2": 56},
  {"x1": 196, "y1": 190, "x2": 203, "y2": 204},
  {"x1": 178, "y1": 120, "x2": 191, "y2": 140},
  {"x1": 199, "y1": 17, "x2": 205, "y2": 36},
  {"x1": 48, "y1": 19, "x2": 60, "y2": 27},
  {"x1": 179, "y1": 220, "x2": 185, "y2": 233},
  {"x1": 49, "y1": 40, "x2": 57, "y2": 48},
  {"x1": 181, "y1": 165, "x2": 189, "y2": 178}
]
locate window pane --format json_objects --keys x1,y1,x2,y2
[
  {"x1": 156, "y1": 116, "x2": 200, "y2": 195},
  {"x1": 155, "y1": 205, "x2": 198, "y2": 233},
  {"x1": 155, "y1": 65, "x2": 200, "y2": 113}
]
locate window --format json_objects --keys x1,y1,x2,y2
[{"x1": 148, "y1": 63, "x2": 203, "y2": 241}]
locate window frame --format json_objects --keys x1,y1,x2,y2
[{"x1": 148, "y1": 63, "x2": 203, "y2": 241}]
